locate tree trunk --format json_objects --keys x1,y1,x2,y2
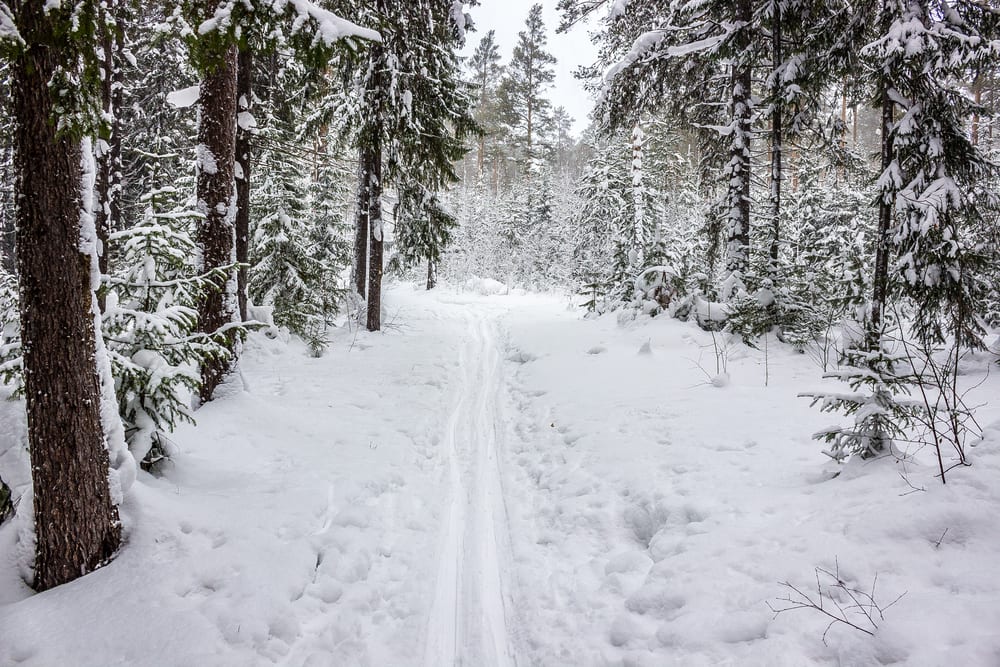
[
  {"x1": 11, "y1": 0, "x2": 122, "y2": 591},
  {"x1": 971, "y1": 74, "x2": 981, "y2": 147},
  {"x1": 870, "y1": 11, "x2": 895, "y2": 351},
  {"x1": 768, "y1": 0, "x2": 782, "y2": 277},
  {"x1": 477, "y1": 135, "x2": 486, "y2": 180},
  {"x1": 196, "y1": 45, "x2": 239, "y2": 402},
  {"x1": 95, "y1": 2, "x2": 125, "y2": 313},
  {"x1": 365, "y1": 133, "x2": 384, "y2": 332},
  {"x1": 363, "y1": 39, "x2": 386, "y2": 332},
  {"x1": 724, "y1": 0, "x2": 753, "y2": 286},
  {"x1": 235, "y1": 47, "x2": 252, "y2": 322},
  {"x1": 426, "y1": 256, "x2": 437, "y2": 290},
  {"x1": 352, "y1": 160, "x2": 369, "y2": 300},
  {"x1": 631, "y1": 123, "x2": 645, "y2": 273}
]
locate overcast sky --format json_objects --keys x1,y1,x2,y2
[{"x1": 462, "y1": 1, "x2": 600, "y2": 136}]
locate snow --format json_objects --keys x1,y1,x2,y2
[
  {"x1": 237, "y1": 110, "x2": 257, "y2": 130},
  {"x1": 450, "y1": 1, "x2": 470, "y2": 45},
  {"x1": 166, "y1": 85, "x2": 199, "y2": 109},
  {"x1": 0, "y1": 3, "x2": 22, "y2": 46},
  {"x1": 197, "y1": 0, "x2": 381, "y2": 45},
  {"x1": 2, "y1": 284, "x2": 1000, "y2": 665},
  {"x1": 79, "y1": 137, "x2": 136, "y2": 506},
  {"x1": 195, "y1": 143, "x2": 218, "y2": 176}
]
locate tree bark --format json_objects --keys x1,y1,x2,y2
[
  {"x1": 235, "y1": 48, "x2": 252, "y2": 322},
  {"x1": 426, "y1": 256, "x2": 437, "y2": 290},
  {"x1": 362, "y1": 38, "x2": 386, "y2": 332},
  {"x1": 11, "y1": 0, "x2": 122, "y2": 591},
  {"x1": 95, "y1": 2, "x2": 125, "y2": 313},
  {"x1": 971, "y1": 74, "x2": 981, "y2": 147},
  {"x1": 365, "y1": 132, "x2": 384, "y2": 331},
  {"x1": 870, "y1": 9, "x2": 895, "y2": 351},
  {"x1": 352, "y1": 160, "x2": 369, "y2": 300},
  {"x1": 631, "y1": 123, "x2": 645, "y2": 272},
  {"x1": 768, "y1": 0, "x2": 782, "y2": 276},
  {"x1": 196, "y1": 44, "x2": 239, "y2": 402},
  {"x1": 724, "y1": 0, "x2": 753, "y2": 284}
]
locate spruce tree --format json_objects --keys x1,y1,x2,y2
[{"x1": 103, "y1": 189, "x2": 227, "y2": 470}]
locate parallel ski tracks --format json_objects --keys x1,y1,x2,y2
[{"x1": 424, "y1": 312, "x2": 516, "y2": 667}]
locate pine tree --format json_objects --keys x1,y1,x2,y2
[
  {"x1": 179, "y1": 0, "x2": 378, "y2": 397},
  {"x1": 0, "y1": 64, "x2": 13, "y2": 273},
  {"x1": 386, "y1": 0, "x2": 477, "y2": 292},
  {"x1": 468, "y1": 29, "x2": 504, "y2": 180},
  {"x1": 94, "y1": 1, "x2": 128, "y2": 313},
  {"x1": 349, "y1": 0, "x2": 477, "y2": 326},
  {"x1": 189, "y1": 18, "x2": 238, "y2": 402},
  {"x1": 247, "y1": 52, "x2": 348, "y2": 353},
  {"x1": 5, "y1": 0, "x2": 131, "y2": 591},
  {"x1": 498, "y1": 4, "x2": 557, "y2": 163}
]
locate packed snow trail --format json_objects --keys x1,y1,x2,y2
[{"x1": 425, "y1": 311, "x2": 516, "y2": 667}]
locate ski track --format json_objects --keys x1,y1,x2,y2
[{"x1": 425, "y1": 309, "x2": 516, "y2": 667}]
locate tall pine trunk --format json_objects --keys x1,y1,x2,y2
[
  {"x1": 725, "y1": 0, "x2": 752, "y2": 289},
  {"x1": 631, "y1": 123, "x2": 646, "y2": 274},
  {"x1": 11, "y1": 0, "x2": 122, "y2": 591},
  {"x1": 768, "y1": 0, "x2": 782, "y2": 276},
  {"x1": 95, "y1": 2, "x2": 125, "y2": 313},
  {"x1": 352, "y1": 160, "x2": 369, "y2": 300},
  {"x1": 196, "y1": 44, "x2": 238, "y2": 402},
  {"x1": 427, "y1": 256, "x2": 437, "y2": 290},
  {"x1": 364, "y1": 126, "x2": 384, "y2": 331},
  {"x1": 363, "y1": 40, "x2": 386, "y2": 332},
  {"x1": 870, "y1": 8, "x2": 895, "y2": 350},
  {"x1": 235, "y1": 48, "x2": 252, "y2": 322}
]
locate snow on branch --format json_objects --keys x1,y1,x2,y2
[
  {"x1": 198, "y1": 0, "x2": 380, "y2": 44},
  {"x1": 280, "y1": 0, "x2": 381, "y2": 44},
  {"x1": 0, "y1": 2, "x2": 22, "y2": 47},
  {"x1": 599, "y1": 27, "x2": 725, "y2": 109}
]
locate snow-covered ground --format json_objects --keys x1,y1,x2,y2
[{"x1": 2, "y1": 284, "x2": 999, "y2": 666}]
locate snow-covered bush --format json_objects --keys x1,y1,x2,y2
[
  {"x1": 801, "y1": 344, "x2": 922, "y2": 462},
  {"x1": 103, "y1": 196, "x2": 231, "y2": 470}
]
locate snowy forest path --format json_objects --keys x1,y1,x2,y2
[{"x1": 424, "y1": 307, "x2": 519, "y2": 667}]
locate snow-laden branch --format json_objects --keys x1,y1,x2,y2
[
  {"x1": 281, "y1": 0, "x2": 381, "y2": 44},
  {"x1": 198, "y1": 0, "x2": 381, "y2": 44},
  {"x1": 599, "y1": 26, "x2": 726, "y2": 111},
  {"x1": 0, "y1": 2, "x2": 22, "y2": 47}
]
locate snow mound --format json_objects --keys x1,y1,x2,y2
[{"x1": 463, "y1": 277, "x2": 506, "y2": 296}]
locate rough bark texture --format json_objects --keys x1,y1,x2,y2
[
  {"x1": 364, "y1": 131, "x2": 384, "y2": 331},
  {"x1": 362, "y1": 39, "x2": 386, "y2": 332},
  {"x1": 768, "y1": 1, "x2": 782, "y2": 275},
  {"x1": 871, "y1": 89, "x2": 894, "y2": 344},
  {"x1": 352, "y1": 160, "x2": 369, "y2": 300},
  {"x1": 95, "y1": 3, "x2": 125, "y2": 313},
  {"x1": 11, "y1": 0, "x2": 121, "y2": 591},
  {"x1": 725, "y1": 0, "x2": 752, "y2": 279},
  {"x1": 631, "y1": 123, "x2": 645, "y2": 273},
  {"x1": 196, "y1": 45, "x2": 239, "y2": 402},
  {"x1": 870, "y1": 9, "x2": 895, "y2": 350},
  {"x1": 426, "y1": 257, "x2": 437, "y2": 290},
  {"x1": 235, "y1": 48, "x2": 252, "y2": 322}
]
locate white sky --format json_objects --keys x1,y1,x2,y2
[{"x1": 462, "y1": 0, "x2": 600, "y2": 136}]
